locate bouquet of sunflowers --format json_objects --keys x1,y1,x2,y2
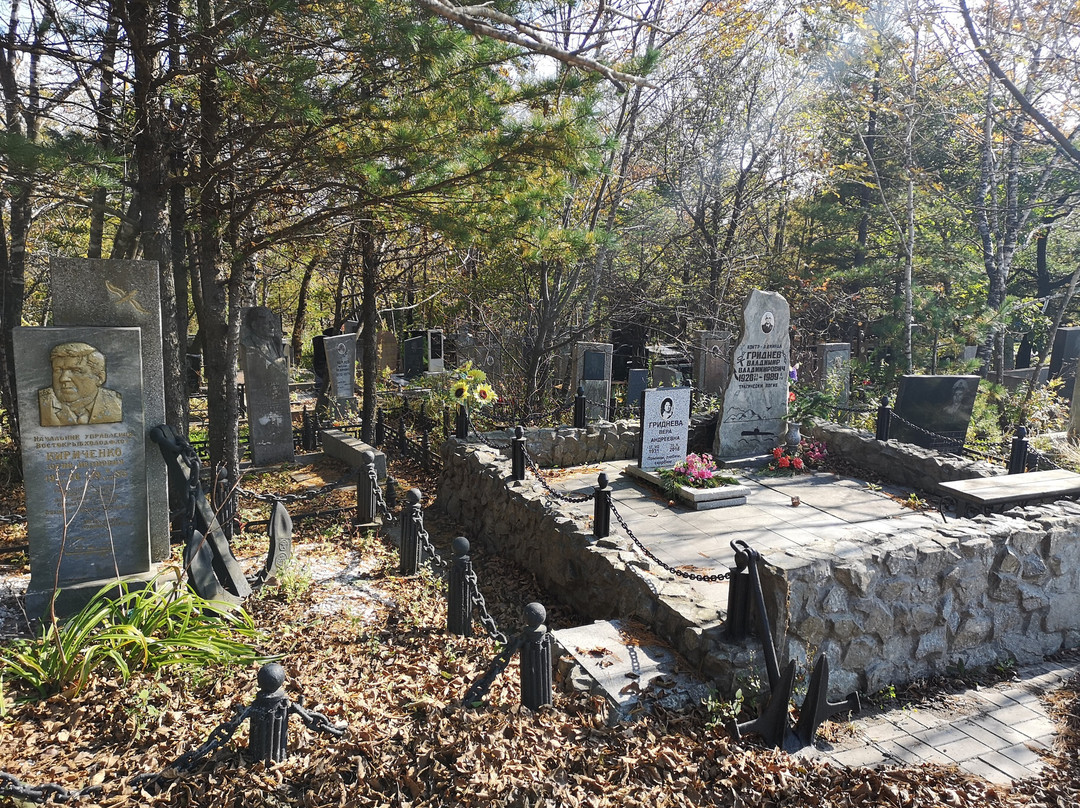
[{"x1": 446, "y1": 362, "x2": 497, "y2": 408}]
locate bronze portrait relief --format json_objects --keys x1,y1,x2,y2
[{"x1": 38, "y1": 342, "x2": 123, "y2": 426}]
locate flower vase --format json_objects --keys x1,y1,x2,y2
[{"x1": 786, "y1": 421, "x2": 801, "y2": 448}]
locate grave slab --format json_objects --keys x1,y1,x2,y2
[{"x1": 241, "y1": 306, "x2": 294, "y2": 465}]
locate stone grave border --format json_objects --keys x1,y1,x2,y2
[{"x1": 438, "y1": 419, "x2": 1080, "y2": 699}]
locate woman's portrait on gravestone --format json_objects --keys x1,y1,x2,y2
[
  {"x1": 38, "y1": 342, "x2": 122, "y2": 426},
  {"x1": 660, "y1": 397, "x2": 674, "y2": 418}
]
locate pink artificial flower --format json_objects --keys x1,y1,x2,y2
[{"x1": 793, "y1": 457, "x2": 804, "y2": 470}]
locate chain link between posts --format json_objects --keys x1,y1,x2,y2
[
  {"x1": 462, "y1": 635, "x2": 527, "y2": 706},
  {"x1": 371, "y1": 467, "x2": 397, "y2": 523},
  {"x1": 469, "y1": 423, "x2": 512, "y2": 450},
  {"x1": 1027, "y1": 445, "x2": 1065, "y2": 471},
  {"x1": 886, "y1": 411, "x2": 1007, "y2": 465},
  {"x1": 0, "y1": 513, "x2": 26, "y2": 525},
  {"x1": 609, "y1": 500, "x2": 731, "y2": 583},
  {"x1": 521, "y1": 447, "x2": 595, "y2": 503},
  {"x1": 413, "y1": 509, "x2": 449, "y2": 573},
  {"x1": 465, "y1": 564, "x2": 507, "y2": 644}
]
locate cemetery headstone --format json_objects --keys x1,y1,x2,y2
[
  {"x1": 1001, "y1": 366, "x2": 1049, "y2": 392},
  {"x1": 1050, "y1": 327, "x2": 1080, "y2": 399},
  {"x1": 324, "y1": 333, "x2": 357, "y2": 399},
  {"x1": 892, "y1": 374, "x2": 979, "y2": 454},
  {"x1": 693, "y1": 330, "x2": 731, "y2": 396},
  {"x1": 639, "y1": 387, "x2": 691, "y2": 471},
  {"x1": 240, "y1": 306, "x2": 294, "y2": 465},
  {"x1": 402, "y1": 335, "x2": 425, "y2": 378},
  {"x1": 50, "y1": 257, "x2": 170, "y2": 562},
  {"x1": 573, "y1": 341, "x2": 614, "y2": 420},
  {"x1": 815, "y1": 342, "x2": 851, "y2": 405},
  {"x1": 377, "y1": 330, "x2": 399, "y2": 373},
  {"x1": 626, "y1": 369, "x2": 649, "y2": 412},
  {"x1": 427, "y1": 329, "x2": 445, "y2": 372},
  {"x1": 713, "y1": 290, "x2": 790, "y2": 458},
  {"x1": 14, "y1": 327, "x2": 153, "y2": 617},
  {"x1": 651, "y1": 365, "x2": 683, "y2": 388}
]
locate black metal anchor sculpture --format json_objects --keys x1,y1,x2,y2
[
  {"x1": 150, "y1": 424, "x2": 291, "y2": 603},
  {"x1": 727, "y1": 540, "x2": 860, "y2": 750}
]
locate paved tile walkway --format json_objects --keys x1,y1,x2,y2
[{"x1": 805, "y1": 654, "x2": 1080, "y2": 783}]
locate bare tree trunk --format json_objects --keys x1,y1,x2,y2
[
  {"x1": 360, "y1": 223, "x2": 378, "y2": 445},
  {"x1": 292, "y1": 255, "x2": 318, "y2": 362}
]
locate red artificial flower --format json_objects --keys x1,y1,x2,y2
[
  {"x1": 772, "y1": 447, "x2": 783, "y2": 459},
  {"x1": 778, "y1": 456, "x2": 790, "y2": 468},
  {"x1": 793, "y1": 457, "x2": 804, "y2": 470}
]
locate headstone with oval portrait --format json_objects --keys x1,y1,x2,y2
[
  {"x1": 639, "y1": 387, "x2": 691, "y2": 471},
  {"x1": 323, "y1": 333, "x2": 357, "y2": 399},
  {"x1": 713, "y1": 290, "x2": 791, "y2": 458}
]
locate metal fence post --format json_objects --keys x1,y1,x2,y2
[
  {"x1": 398, "y1": 415, "x2": 407, "y2": 456},
  {"x1": 443, "y1": 405, "x2": 451, "y2": 440},
  {"x1": 593, "y1": 472, "x2": 611, "y2": 539},
  {"x1": 301, "y1": 406, "x2": 318, "y2": 451},
  {"x1": 385, "y1": 476, "x2": 398, "y2": 510},
  {"x1": 511, "y1": 425, "x2": 526, "y2": 481},
  {"x1": 875, "y1": 396, "x2": 892, "y2": 441},
  {"x1": 399, "y1": 488, "x2": 423, "y2": 575},
  {"x1": 609, "y1": 397, "x2": 616, "y2": 421},
  {"x1": 519, "y1": 603, "x2": 552, "y2": 711},
  {"x1": 249, "y1": 663, "x2": 290, "y2": 763},
  {"x1": 356, "y1": 450, "x2": 377, "y2": 525},
  {"x1": 573, "y1": 386, "x2": 586, "y2": 429},
  {"x1": 422, "y1": 430, "x2": 431, "y2": 470},
  {"x1": 456, "y1": 404, "x2": 469, "y2": 439},
  {"x1": 1008, "y1": 425, "x2": 1029, "y2": 475},
  {"x1": 447, "y1": 537, "x2": 473, "y2": 637},
  {"x1": 375, "y1": 408, "x2": 385, "y2": 448}
]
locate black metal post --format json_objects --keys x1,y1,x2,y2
[
  {"x1": 519, "y1": 603, "x2": 552, "y2": 711},
  {"x1": 447, "y1": 537, "x2": 473, "y2": 637},
  {"x1": 593, "y1": 472, "x2": 611, "y2": 539},
  {"x1": 301, "y1": 406, "x2": 317, "y2": 451},
  {"x1": 573, "y1": 386, "x2": 586, "y2": 429},
  {"x1": 356, "y1": 450, "x2": 377, "y2": 525},
  {"x1": 248, "y1": 663, "x2": 290, "y2": 763},
  {"x1": 375, "y1": 408, "x2": 385, "y2": 448},
  {"x1": 456, "y1": 404, "x2": 469, "y2": 439},
  {"x1": 875, "y1": 396, "x2": 892, "y2": 441},
  {"x1": 399, "y1": 488, "x2": 423, "y2": 575},
  {"x1": 443, "y1": 405, "x2": 451, "y2": 440},
  {"x1": 609, "y1": 396, "x2": 616, "y2": 421},
  {"x1": 398, "y1": 415, "x2": 407, "y2": 456},
  {"x1": 385, "y1": 476, "x2": 398, "y2": 510},
  {"x1": 511, "y1": 425, "x2": 526, "y2": 481},
  {"x1": 1008, "y1": 425, "x2": 1029, "y2": 475}
]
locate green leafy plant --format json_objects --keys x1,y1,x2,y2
[
  {"x1": 786, "y1": 384, "x2": 835, "y2": 424},
  {"x1": 0, "y1": 575, "x2": 263, "y2": 700}
]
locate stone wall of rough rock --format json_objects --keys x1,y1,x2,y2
[
  {"x1": 479, "y1": 422, "x2": 641, "y2": 468},
  {"x1": 809, "y1": 421, "x2": 1001, "y2": 491},
  {"x1": 761, "y1": 499, "x2": 1080, "y2": 696},
  {"x1": 437, "y1": 438, "x2": 758, "y2": 692}
]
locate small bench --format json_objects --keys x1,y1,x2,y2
[
  {"x1": 319, "y1": 429, "x2": 387, "y2": 480},
  {"x1": 939, "y1": 469, "x2": 1080, "y2": 517}
]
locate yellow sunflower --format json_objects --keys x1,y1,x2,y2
[
  {"x1": 451, "y1": 380, "x2": 470, "y2": 401},
  {"x1": 473, "y1": 383, "x2": 496, "y2": 406}
]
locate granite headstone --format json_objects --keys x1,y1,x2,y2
[
  {"x1": 50, "y1": 257, "x2": 170, "y2": 562},
  {"x1": 816, "y1": 342, "x2": 851, "y2": 405},
  {"x1": 892, "y1": 374, "x2": 979, "y2": 454},
  {"x1": 402, "y1": 336, "x2": 425, "y2": 379},
  {"x1": 713, "y1": 290, "x2": 791, "y2": 458},
  {"x1": 240, "y1": 306, "x2": 294, "y2": 465},
  {"x1": 324, "y1": 333, "x2": 357, "y2": 399},
  {"x1": 639, "y1": 387, "x2": 691, "y2": 471},
  {"x1": 1050, "y1": 327, "x2": 1080, "y2": 399},
  {"x1": 377, "y1": 330, "x2": 399, "y2": 373},
  {"x1": 573, "y1": 342, "x2": 613, "y2": 420},
  {"x1": 627, "y1": 369, "x2": 649, "y2": 412},
  {"x1": 14, "y1": 327, "x2": 153, "y2": 617},
  {"x1": 693, "y1": 330, "x2": 731, "y2": 396},
  {"x1": 651, "y1": 365, "x2": 682, "y2": 388}
]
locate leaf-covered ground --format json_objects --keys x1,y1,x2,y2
[{"x1": 1, "y1": 455, "x2": 1078, "y2": 807}]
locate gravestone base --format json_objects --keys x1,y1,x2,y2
[
  {"x1": 25, "y1": 565, "x2": 168, "y2": 622},
  {"x1": 625, "y1": 464, "x2": 748, "y2": 509}
]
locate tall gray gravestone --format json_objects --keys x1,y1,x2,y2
[
  {"x1": 1050, "y1": 327, "x2": 1080, "y2": 399},
  {"x1": 639, "y1": 387, "x2": 691, "y2": 471},
  {"x1": 626, "y1": 369, "x2": 649, "y2": 412},
  {"x1": 713, "y1": 290, "x2": 791, "y2": 458},
  {"x1": 14, "y1": 327, "x2": 153, "y2": 618},
  {"x1": 892, "y1": 375, "x2": 979, "y2": 455},
  {"x1": 240, "y1": 307, "x2": 294, "y2": 465},
  {"x1": 50, "y1": 257, "x2": 169, "y2": 562},
  {"x1": 694, "y1": 330, "x2": 731, "y2": 396},
  {"x1": 816, "y1": 342, "x2": 851, "y2": 405},
  {"x1": 377, "y1": 330, "x2": 399, "y2": 373},
  {"x1": 324, "y1": 333, "x2": 357, "y2": 399},
  {"x1": 573, "y1": 342, "x2": 613, "y2": 420},
  {"x1": 402, "y1": 336, "x2": 425, "y2": 378}
]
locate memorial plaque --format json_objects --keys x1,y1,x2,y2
[
  {"x1": 14, "y1": 327, "x2": 151, "y2": 617},
  {"x1": 713, "y1": 290, "x2": 790, "y2": 458},
  {"x1": 639, "y1": 387, "x2": 691, "y2": 471},
  {"x1": 51, "y1": 257, "x2": 170, "y2": 562},
  {"x1": 573, "y1": 342, "x2": 613, "y2": 420},
  {"x1": 240, "y1": 307, "x2": 294, "y2": 465},
  {"x1": 324, "y1": 333, "x2": 357, "y2": 399},
  {"x1": 694, "y1": 330, "x2": 731, "y2": 396},
  {"x1": 892, "y1": 375, "x2": 979, "y2": 454},
  {"x1": 402, "y1": 336, "x2": 425, "y2": 378}
]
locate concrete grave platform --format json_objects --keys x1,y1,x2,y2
[
  {"x1": 553, "y1": 619, "x2": 712, "y2": 722},
  {"x1": 624, "y1": 464, "x2": 750, "y2": 509}
]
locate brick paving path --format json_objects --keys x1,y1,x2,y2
[{"x1": 806, "y1": 655, "x2": 1080, "y2": 783}]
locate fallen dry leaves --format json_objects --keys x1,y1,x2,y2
[{"x1": 1, "y1": 455, "x2": 1079, "y2": 807}]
